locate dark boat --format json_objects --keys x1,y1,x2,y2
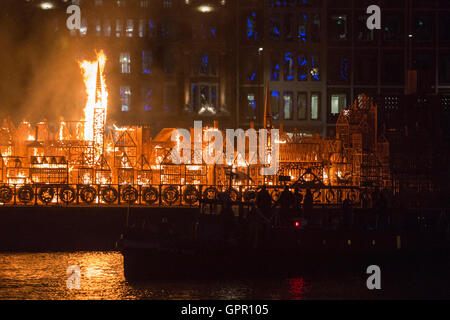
[{"x1": 116, "y1": 205, "x2": 432, "y2": 281}]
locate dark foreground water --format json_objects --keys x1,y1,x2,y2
[{"x1": 0, "y1": 252, "x2": 449, "y2": 300}]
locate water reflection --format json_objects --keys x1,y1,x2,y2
[{"x1": 0, "y1": 252, "x2": 313, "y2": 300}]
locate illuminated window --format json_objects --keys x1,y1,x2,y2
[
  {"x1": 329, "y1": 15, "x2": 347, "y2": 41},
  {"x1": 80, "y1": 18, "x2": 87, "y2": 36},
  {"x1": 163, "y1": 0, "x2": 172, "y2": 8},
  {"x1": 311, "y1": 93, "x2": 320, "y2": 120},
  {"x1": 283, "y1": 92, "x2": 294, "y2": 120},
  {"x1": 245, "y1": 12, "x2": 258, "y2": 41},
  {"x1": 120, "y1": 53, "x2": 131, "y2": 74},
  {"x1": 270, "y1": 91, "x2": 280, "y2": 120},
  {"x1": 193, "y1": 52, "x2": 217, "y2": 76},
  {"x1": 103, "y1": 20, "x2": 111, "y2": 37},
  {"x1": 270, "y1": 15, "x2": 281, "y2": 40},
  {"x1": 126, "y1": 19, "x2": 134, "y2": 37},
  {"x1": 284, "y1": 52, "x2": 295, "y2": 81},
  {"x1": 116, "y1": 19, "x2": 123, "y2": 37},
  {"x1": 140, "y1": 0, "x2": 148, "y2": 7},
  {"x1": 331, "y1": 94, "x2": 347, "y2": 115},
  {"x1": 297, "y1": 92, "x2": 307, "y2": 120},
  {"x1": 192, "y1": 84, "x2": 219, "y2": 115},
  {"x1": 148, "y1": 20, "x2": 156, "y2": 38},
  {"x1": 297, "y1": 55, "x2": 308, "y2": 81},
  {"x1": 94, "y1": 19, "x2": 101, "y2": 36},
  {"x1": 142, "y1": 86, "x2": 153, "y2": 111},
  {"x1": 297, "y1": 13, "x2": 307, "y2": 42},
  {"x1": 247, "y1": 94, "x2": 257, "y2": 121},
  {"x1": 311, "y1": 55, "x2": 320, "y2": 81},
  {"x1": 95, "y1": 0, "x2": 103, "y2": 6},
  {"x1": 138, "y1": 20, "x2": 146, "y2": 37},
  {"x1": 142, "y1": 50, "x2": 152, "y2": 74},
  {"x1": 120, "y1": 86, "x2": 131, "y2": 112},
  {"x1": 271, "y1": 54, "x2": 281, "y2": 81}
]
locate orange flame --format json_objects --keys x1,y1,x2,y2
[{"x1": 79, "y1": 51, "x2": 108, "y2": 142}]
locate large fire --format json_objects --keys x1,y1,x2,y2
[{"x1": 79, "y1": 51, "x2": 108, "y2": 149}]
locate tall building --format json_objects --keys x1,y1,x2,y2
[{"x1": 12, "y1": 0, "x2": 450, "y2": 136}]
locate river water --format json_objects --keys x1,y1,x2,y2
[{"x1": 0, "y1": 252, "x2": 448, "y2": 300}]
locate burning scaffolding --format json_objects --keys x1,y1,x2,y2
[{"x1": 0, "y1": 50, "x2": 390, "y2": 206}]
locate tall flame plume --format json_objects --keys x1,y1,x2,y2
[{"x1": 79, "y1": 51, "x2": 108, "y2": 143}]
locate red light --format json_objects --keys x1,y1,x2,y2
[{"x1": 294, "y1": 221, "x2": 300, "y2": 228}]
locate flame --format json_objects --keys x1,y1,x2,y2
[{"x1": 79, "y1": 51, "x2": 108, "y2": 143}]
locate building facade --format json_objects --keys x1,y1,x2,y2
[{"x1": 16, "y1": 0, "x2": 450, "y2": 136}]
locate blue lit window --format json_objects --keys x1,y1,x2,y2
[
  {"x1": 340, "y1": 58, "x2": 350, "y2": 81},
  {"x1": 246, "y1": 12, "x2": 258, "y2": 41},
  {"x1": 143, "y1": 87, "x2": 153, "y2": 111},
  {"x1": 297, "y1": 13, "x2": 307, "y2": 42},
  {"x1": 142, "y1": 50, "x2": 152, "y2": 74},
  {"x1": 270, "y1": 91, "x2": 280, "y2": 120},
  {"x1": 284, "y1": 52, "x2": 294, "y2": 81},
  {"x1": 271, "y1": 55, "x2": 281, "y2": 81},
  {"x1": 270, "y1": 16, "x2": 281, "y2": 40},
  {"x1": 311, "y1": 55, "x2": 320, "y2": 81},
  {"x1": 247, "y1": 94, "x2": 257, "y2": 121},
  {"x1": 297, "y1": 55, "x2": 308, "y2": 81}
]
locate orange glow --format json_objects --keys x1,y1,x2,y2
[{"x1": 79, "y1": 51, "x2": 108, "y2": 145}]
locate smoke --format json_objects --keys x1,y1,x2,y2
[{"x1": 0, "y1": 2, "x2": 85, "y2": 124}]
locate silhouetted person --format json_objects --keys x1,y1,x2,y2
[
  {"x1": 303, "y1": 189, "x2": 313, "y2": 220},
  {"x1": 293, "y1": 187, "x2": 303, "y2": 215},
  {"x1": 278, "y1": 186, "x2": 293, "y2": 225},
  {"x1": 256, "y1": 185, "x2": 272, "y2": 219},
  {"x1": 342, "y1": 198, "x2": 353, "y2": 230}
]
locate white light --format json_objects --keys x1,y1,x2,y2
[
  {"x1": 198, "y1": 5, "x2": 213, "y2": 13},
  {"x1": 40, "y1": 2, "x2": 54, "y2": 9},
  {"x1": 258, "y1": 47, "x2": 264, "y2": 52}
]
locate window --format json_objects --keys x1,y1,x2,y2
[
  {"x1": 284, "y1": 52, "x2": 295, "y2": 81},
  {"x1": 142, "y1": 50, "x2": 152, "y2": 74},
  {"x1": 329, "y1": 14, "x2": 348, "y2": 41},
  {"x1": 120, "y1": 53, "x2": 131, "y2": 74},
  {"x1": 245, "y1": 12, "x2": 258, "y2": 41},
  {"x1": 284, "y1": 14, "x2": 294, "y2": 41},
  {"x1": 164, "y1": 85, "x2": 177, "y2": 112},
  {"x1": 311, "y1": 55, "x2": 320, "y2": 81},
  {"x1": 241, "y1": 52, "x2": 258, "y2": 83},
  {"x1": 140, "y1": 0, "x2": 149, "y2": 7},
  {"x1": 120, "y1": 86, "x2": 131, "y2": 112},
  {"x1": 103, "y1": 20, "x2": 111, "y2": 37},
  {"x1": 297, "y1": 13, "x2": 307, "y2": 43},
  {"x1": 356, "y1": 15, "x2": 374, "y2": 41},
  {"x1": 146, "y1": 20, "x2": 156, "y2": 38},
  {"x1": 271, "y1": 54, "x2": 281, "y2": 81},
  {"x1": 283, "y1": 92, "x2": 294, "y2": 120},
  {"x1": 142, "y1": 85, "x2": 153, "y2": 111},
  {"x1": 116, "y1": 19, "x2": 123, "y2": 37},
  {"x1": 414, "y1": 14, "x2": 434, "y2": 43},
  {"x1": 270, "y1": 15, "x2": 282, "y2": 40},
  {"x1": 311, "y1": 13, "x2": 321, "y2": 43},
  {"x1": 298, "y1": 55, "x2": 308, "y2": 81},
  {"x1": 192, "y1": 84, "x2": 219, "y2": 115},
  {"x1": 193, "y1": 52, "x2": 217, "y2": 76},
  {"x1": 247, "y1": 94, "x2": 257, "y2": 121},
  {"x1": 138, "y1": 20, "x2": 146, "y2": 37},
  {"x1": 311, "y1": 93, "x2": 320, "y2": 120},
  {"x1": 297, "y1": 92, "x2": 307, "y2": 120},
  {"x1": 94, "y1": 19, "x2": 101, "y2": 36},
  {"x1": 383, "y1": 14, "x2": 403, "y2": 42},
  {"x1": 439, "y1": 53, "x2": 450, "y2": 84},
  {"x1": 80, "y1": 18, "x2": 87, "y2": 36},
  {"x1": 163, "y1": 0, "x2": 172, "y2": 8},
  {"x1": 329, "y1": 54, "x2": 351, "y2": 83},
  {"x1": 163, "y1": 50, "x2": 176, "y2": 74},
  {"x1": 331, "y1": 94, "x2": 347, "y2": 115},
  {"x1": 126, "y1": 19, "x2": 134, "y2": 37},
  {"x1": 270, "y1": 91, "x2": 280, "y2": 120},
  {"x1": 95, "y1": 0, "x2": 103, "y2": 5}
]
